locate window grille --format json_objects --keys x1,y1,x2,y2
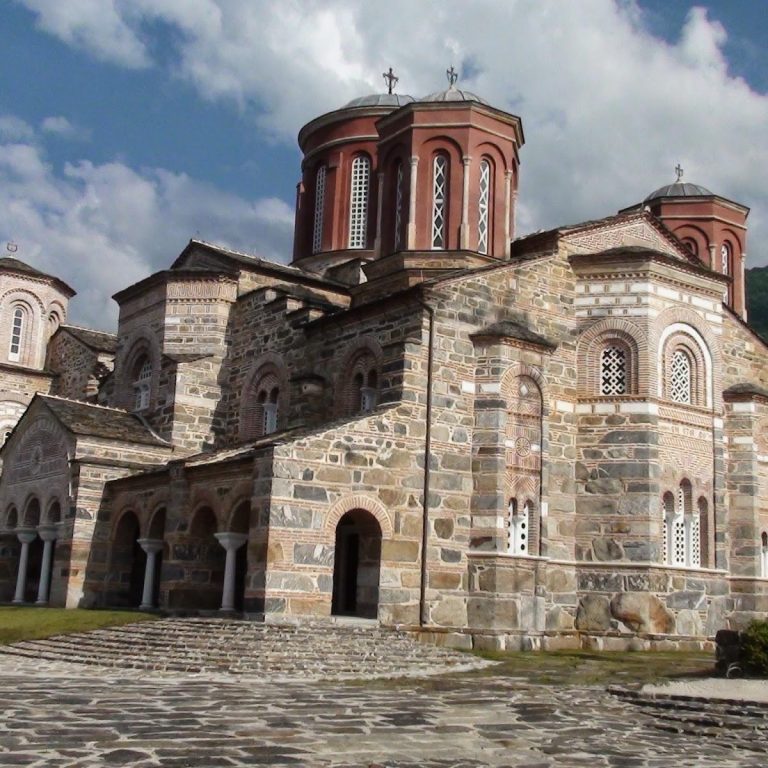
[
  {"x1": 394, "y1": 162, "x2": 404, "y2": 250},
  {"x1": 431, "y1": 155, "x2": 447, "y2": 249},
  {"x1": 134, "y1": 358, "x2": 152, "y2": 411},
  {"x1": 762, "y1": 532, "x2": 768, "y2": 578},
  {"x1": 9, "y1": 307, "x2": 23, "y2": 362},
  {"x1": 262, "y1": 402, "x2": 278, "y2": 434},
  {"x1": 477, "y1": 160, "x2": 490, "y2": 254},
  {"x1": 312, "y1": 165, "x2": 326, "y2": 254},
  {"x1": 600, "y1": 345, "x2": 627, "y2": 395},
  {"x1": 662, "y1": 493, "x2": 675, "y2": 564},
  {"x1": 721, "y1": 243, "x2": 731, "y2": 276},
  {"x1": 507, "y1": 499, "x2": 528, "y2": 555},
  {"x1": 348, "y1": 156, "x2": 370, "y2": 249},
  {"x1": 687, "y1": 513, "x2": 701, "y2": 567},
  {"x1": 670, "y1": 349, "x2": 692, "y2": 404}
]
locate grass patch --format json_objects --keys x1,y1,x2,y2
[
  {"x1": 0, "y1": 606, "x2": 155, "y2": 645},
  {"x1": 471, "y1": 649, "x2": 714, "y2": 686}
]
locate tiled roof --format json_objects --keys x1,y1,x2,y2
[
  {"x1": 39, "y1": 396, "x2": 171, "y2": 447},
  {"x1": 61, "y1": 325, "x2": 118, "y2": 353}
]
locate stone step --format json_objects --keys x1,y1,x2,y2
[{"x1": 0, "y1": 618, "x2": 486, "y2": 680}]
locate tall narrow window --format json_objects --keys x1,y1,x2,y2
[
  {"x1": 312, "y1": 165, "x2": 326, "y2": 254},
  {"x1": 762, "y1": 532, "x2": 768, "y2": 578},
  {"x1": 259, "y1": 387, "x2": 279, "y2": 435},
  {"x1": 8, "y1": 307, "x2": 24, "y2": 362},
  {"x1": 431, "y1": 155, "x2": 448, "y2": 249},
  {"x1": 698, "y1": 497, "x2": 710, "y2": 568},
  {"x1": 600, "y1": 346, "x2": 627, "y2": 395},
  {"x1": 669, "y1": 349, "x2": 692, "y2": 404},
  {"x1": 507, "y1": 498, "x2": 528, "y2": 555},
  {"x1": 662, "y1": 492, "x2": 675, "y2": 564},
  {"x1": 477, "y1": 159, "x2": 490, "y2": 254},
  {"x1": 348, "y1": 155, "x2": 370, "y2": 249},
  {"x1": 721, "y1": 242, "x2": 732, "y2": 304},
  {"x1": 134, "y1": 358, "x2": 152, "y2": 411},
  {"x1": 393, "y1": 162, "x2": 404, "y2": 251}
]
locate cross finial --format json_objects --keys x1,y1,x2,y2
[
  {"x1": 382, "y1": 67, "x2": 398, "y2": 95},
  {"x1": 446, "y1": 65, "x2": 458, "y2": 86},
  {"x1": 6, "y1": 242, "x2": 18, "y2": 254},
  {"x1": 675, "y1": 164, "x2": 684, "y2": 182}
]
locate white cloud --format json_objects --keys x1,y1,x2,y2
[
  {"x1": 0, "y1": 115, "x2": 35, "y2": 142},
  {"x1": 10, "y1": 0, "x2": 768, "y2": 268},
  {"x1": 40, "y1": 116, "x2": 89, "y2": 141},
  {"x1": 0, "y1": 137, "x2": 294, "y2": 330}
]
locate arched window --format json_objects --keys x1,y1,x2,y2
[
  {"x1": 477, "y1": 159, "x2": 491, "y2": 255},
  {"x1": 507, "y1": 498, "x2": 532, "y2": 556},
  {"x1": 312, "y1": 165, "x2": 326, "y2": 254},
  {"x1": 8, "y1": 306, "x2": 24, "y2": 362},
  {"x1": 682, "y1": 238, "x2": 698, "y2": 257},
  {"x1": 343, "y1": 348, "x2": 379, "y2": 416},
  {"x1": 600, "y1": 345, "x2": 628, "y2": 395},
  {"x1": 721, "y1": 241, "x2": 733, "y2": 304},
  {"x1": 393, "y1": 161, "x2": 404, "y2": 251},
  {"x1": 762, "y1": 531, "x2": 768, "y2": 578},
  {"x1": 348, "y1": 155, "x2": 370, "y2": 249},
  {"x1": 133, "y1": 356, "x2": 152, "y2": 411},
  {"x1": 669, "y1": 348, "x2": 692, "y2": 404},
  {"x1": 241, "y1": 368, "x2": 283, "y2": 440},
  {"x1": 698, "y1": 496, "x2": 710, "y2": 568},
  {"x1": 663, "y1": 481, "x2": 701, "y2": 567},
  {"x1": 431, "y1": 154, "x2": 448, "y2": 249}
]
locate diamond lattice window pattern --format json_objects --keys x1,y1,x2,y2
[
  {"x1": 348, "y1": 156, "x2": 370, "y2": 249},
  {"x1": 477, "y1": 160, "x2": 490, "y2": 254},
  {"x1": 312, "y1": 166, "x2": 326, "y2": 254},
  {"x1": 431, "y1": 155, "x2": 447, "y2": 249},
  {"x1": 394, "y1": 163, "x2": 404, "y2": 250},
  {"x1": 670, "y1": 349, "x2": 692, "y2": 404},
  {"x1": 600, "y1": 345, "x2": 627, "y2": 395}
]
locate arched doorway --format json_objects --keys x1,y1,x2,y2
[
  {"x1": 189, "y1": 507, "x2": 225, "y2": 610},
  {"x1": 22, "y1": 498, "x2": 43, "y2": 603},
  {"x1": 110, "y1": 511, "x2": 145, "y2": 607},
  {"x1": 229, "y1": 501, "x2": 251, "y2": 612},
  {"x1": 331, "y1": 509, "x2": 382, "y2": 619}
]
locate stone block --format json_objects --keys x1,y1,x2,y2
[
  {"x1": 667, "y1": 590, "x2": 706, "y2": 611},
  {"x1": 575, "y1": 594, "x2": 611, "y2": 631},
  {"x1": 592, "y1": 537, "x2": 623, "y2": 561},
  {"x1": 381, "y1": 539, "x2": 420, "y2": 563},
  {"x1": 431, "y1": 595, "x2": 467, "y2": 627},
  {"x1": 676, "y1": 609, "x2": 704, "y2": 637},
  {"x1": 433, "y1": 518, "x2": 454, "y2": 539},
  {"x1": 577, "y1": 571, "x2": 623, "y2": 592},
  {"x1": 293, "y1": 543, "x2": 334, "y2": 566}
]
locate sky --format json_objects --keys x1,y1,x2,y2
[{"x1": 1, "y1": 0, "x2": 768, "y2": 330}]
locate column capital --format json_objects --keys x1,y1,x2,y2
[
  {"x1": 37, "y1": 525, "x2": 58, "y2": 542},
  {"x1": 137, "y1": 537, "x2": 165, "y2": 555},
  {"x1": 462, "y1": 155, "x2": 472, "y2": 165},
  {"x1": 409, "y1": 156, "x2": 419, "y2": 167},
  {"x1": 16, "y1": 528, "x2": 37, "y2": 544},
  {"x1": 214, "y1": 532, "x2": 248, "y2": 552}
]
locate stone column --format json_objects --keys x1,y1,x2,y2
[
  {"x1": 504, "y1": 169, "x2": 513, "y2": 258},
  {"x1": 214, "y1": 532, "x2": 248, "y2": 612},
  {"x1": 12, "y1": 529, "x2": 37, "y2": 604},
  {"x1": 137, "y1": 538, "x2": 165, "y2": 610},
  {"x1": 406, "y1": 156, "x2": 419, "y2": 249},
  {"x1": 460, "y1": 155, "x2": 471, "y2": 249},
  {"x1": 35, "y1": 525, "x2": 58, "y2": 605}
]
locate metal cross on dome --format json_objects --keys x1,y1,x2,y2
[
  {"x1": 446, "y1": 65, "x2": 458, "y2": 86},
  {"x1": 675, "y1": 164, "x2": 684, "y2": 182},
  {"x1": 382, "y1": 67, "x2": 398, "y2": 95}
]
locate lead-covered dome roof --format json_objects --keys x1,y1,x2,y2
[
  {"x1": 644, "y1": 181, "x2": 714, "y2": 201},
  {"x1": 419, "y1": 84, "x2": 489, "y2": 105},
  {"x1": 343, "y1": 93, "x2": 415, "y2": 108}
]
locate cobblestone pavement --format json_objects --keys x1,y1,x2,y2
[{"x1": 1, "y1": 654, "x2": 766, "y2": 768}]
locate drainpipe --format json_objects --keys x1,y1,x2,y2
[{"x1": 418, "y1": 296, "x2": 435, "y2": 627}]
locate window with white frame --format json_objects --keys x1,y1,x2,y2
[
  {"x1": 669, "y1": 349, "x2": 692, "y2": 404},
  {"x1": 761, "y1": 532, "x2": 768, "y2": 578},
  {"x1": 134, "y1": 357, "x2": 152, "y2": 411},
  {"x1": 600, "y1": 345, "x2": 627, "y2": 395},
  {"x1": 312, "y1": 165, "x2": 326, "y2": 254},
  {"x1": 393, "y1": 161, "x2": 404, "y2": 251},
  {"x1": 663, "y1": 481, "x2": 701, "y2": 567},
  {"x1": 721, "y1": 242, "x2": 732, "y2": 303},
  {"x1": 8, "y1": 307, "x2": 24, "y2": 362},
  {"x1": 507, "y1": 498, "x2": 529, "y2": 555},
  {"x1": 348, "y1": 155, "x2": 370, "y2": 249},
  {"x1": 477, "y1": 159, "x2": 490, "y2": 254},
  {"x1": 431, "y1": 155, "x2": 448, "y2": 249}
]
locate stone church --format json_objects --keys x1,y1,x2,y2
[{"x1": 1, "y1": 73, "x2": 766, "y2": 650}]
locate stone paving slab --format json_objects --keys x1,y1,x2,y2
[
  {"x1": 641, "y1": 678, "x2": 768, "y2": 703},
  {"x1": 1, "y1": 654, "x2": 766, "y2": 767}
]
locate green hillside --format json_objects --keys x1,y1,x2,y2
[{"x1": 746, "y1": 266, "x2": 768, "y2": 341}]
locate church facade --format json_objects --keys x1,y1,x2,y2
[{"x1": 1, "y1": 78, "x2": 766, "y2": 650}]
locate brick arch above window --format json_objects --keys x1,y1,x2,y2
[
  {"x1": 335, "y1": 338, "x2": 383, "y2": 417},
  {"x1": 500, "y1": 362, "x2": 548, "y2": 410},
  {"x1": 659, "y1": 328, "x2": 710, "y2": 408},
  {"x1": 651, "y1": 307, "x2": 720, "y2": 410},
  {"x1": 577, "y1": 318, "x2": 646, "y2": 398},
  {"x1": 120, "y1": 333, "x2": 160, "y2": 411},
  {"x1": 240, "y1": 356, "x2": 289, "y2": 441}
]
